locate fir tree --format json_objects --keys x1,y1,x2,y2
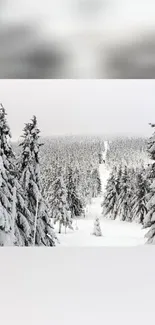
[
  {"x1": 91, "y1": 168, "x2": 102, "y2": 198},
  {"x1": 117, "y1": 165, "x2": 131, "y2": 221},
  {"x1": 146, "y1": 162, "x2": 155, "y2": 184},
  {"x1": 84, "y1": 167, "x2": 93, "y2": 204},
  {"x1": 131, "y1": 168, "x2": 148, "y2": 224},
  {"x1": 92, "y1": 217, "x2": 102, "y2": 236},
  {"x1": 14, "y1": 177, "x2": 33, "y2": 246},
  {"x1": 145, "y1": 223, "x2": 155, "y2": 244},
  {"x1": 125, "y1": 167, "x2": 136, "y2": 222},
  {"x1": 115, "y1": 164, "x2": 122, "y2": 197},
  {"x1": 51, "y1": 170, "x2": 72, "y2": 234},
  {"x1": 0, "y1": 104, "x2": 34, "y2": 246},
  {"x1": 102, "y1": 167, "x2": 119, "y2": 220},
  {"x1": 19, "y1": 116, "x2": 56, "y2": 246},
  {"x1": 147, "y1": 124, "x2": 155, "y2": 160},
  {"x1": 0, "y1": 104, "x2": 14, "y2": 245},
  {"x1": 144, "y1": 124, "x2": 155, "y2": 243},
  {"x1": 66, "y1": 166, "x2": 84, "y2": 219}
]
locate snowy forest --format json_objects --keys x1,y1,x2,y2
[{"x1": 1, "y1": 103, "x2": 155, "y2": 246}]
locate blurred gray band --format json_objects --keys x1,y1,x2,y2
[{"x1": 0, "y1": 0, "x2": 155, "y2": 79}]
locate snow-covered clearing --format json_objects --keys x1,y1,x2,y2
[
  {"x1": 55, "y1": 196, "x2": 148, "y2": 246},
  {"x1": 55, "y1": 162, "x2": 148, "y2": 247}
]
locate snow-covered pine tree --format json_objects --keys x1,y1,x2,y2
[
  {"x1": 115, "y1": 164, "x2": 122, "y2": 197},
  {"x1": 131, "y1": 167, "x2": 148, "y2": 224},
  {"x1": 77, "y1": 167, "x2": 88, "y2": 209},
  {"x1": 19, "y1": 116, "x2": 56, "y2": 246},
  {"x1": 0, "y1": 104, "x2": 14, "y2": 245},
  {"x1": 74, "y1": 166, "x2": 81, "y2": 189},
  {"x1": 125, "y1": 166, "x2": 137, "y2": 222},
  {"x1": 144, "y1": 124, "x2": 155, "y2": 243},
  {"x1": 91, "y1": 168, "x2": 102, "y2": 198},
  {"x1": 146, "y1": 162, "x2": 155, "y2": 184},
  {"x1": 66, "y1": 166, "x2": 84, "y2": 219},
  {"x1": 0, "y1": 104, "x2": 35, "y2": 246},
  {"x1": 50, "y1": 168, "x2": 72, "y2": 234},
  {"x1": 102, "y1": 166, "x2": 119, "y2": 220},
  {"x1": 92, "y1": 217, "x2": 102, "y2": 236},
  {"x1": 84, "y1": 167, "x2": 93, "y2": 204},
  {"x1": 14, "y1": 177, "x2": 33, "y2": 246},
  {"x1": 117, "y1": 165, "x2": 131, "y2": 221}
]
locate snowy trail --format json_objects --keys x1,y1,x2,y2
[
  {"x1": 56, "y1": 196, "x2": 147, "y2": 246},
  {"x1": 56, "y1": 162, "x2": 148, "y2": 246},
  {"x1": 99, "y1": 163, "x2": 111, "y2": 193}
]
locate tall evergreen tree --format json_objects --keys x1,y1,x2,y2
[
  {"x1": 117, "y1": 165, "x2": 131, "y2": 221},
  {"x1": 51, "y1": 169, "x2": 72, "y2": 234},
  {"x1": 125, "y1": 167, "x2": 137, "y2": 222},
  {"x1": 82, "y1": 167, "x2": 92, "y2": 204},
  {"x1": 131, "y1": 168, "x2": 148, "y2": 224},
  {"x1": 14, "y1": 178, "x2": 33, "y2": 246},
  {"x1": 102, "y1": 166, "x2": 120, "y2": 220},
  {"x1": 19, "y1": 116, "x2": 56, "y2": 246},
  {"x1": 0, "y1": 104, "x2": 14, "y2": 245},
  {"x1": 91, "y1": 168, "x2": 102, "y2": 198},
  {"x1": 66, "y1": 166, "x2": 84, "y2": 219},
  {"x1": 0, "y1": 104, "x2": 34, "y2": 246},
  {"x1": 114, "y1": 164, "x2": 122, "y2": 199},
  {"x1": 146, "y1": 162, "x2": 155, "y2": 184},
  {"x1": 144, "y1": 124, "x2": 155, "y2": 243}
]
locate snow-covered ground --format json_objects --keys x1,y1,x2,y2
[
  {"x1": 55, "y1": 196, "x2": 148, "y2": 246},
  {"x1": 99, "y1": 163, "x2": 110, "y2": 193},
  {"x1": 55, "y1": 161, "x2": 148, "y2": 247}
]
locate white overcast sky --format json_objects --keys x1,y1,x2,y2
[{"x1": 0, "y1": 80, "x2": 154, "y2": 141}]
